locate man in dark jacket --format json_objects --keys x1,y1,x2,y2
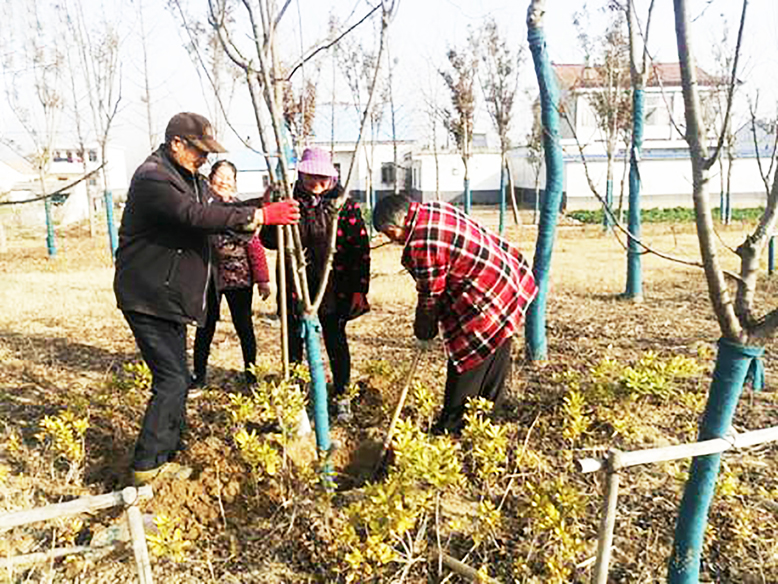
[{"x1": 115, "y1": 112, "x2": 300, "y2": 485}]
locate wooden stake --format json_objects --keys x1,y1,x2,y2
[
  {"x1": 0, "y1": 485, "x2": 152, "y2": 532},
  {"x1": 440, "y1": 552, "x2": 502, "y2": 583},
  {"x1": 592, "y1": 449, "x2": 622, "y2": 584},
  {"x1": 123, "y1": 487, "x2": 154, "y2": 584}
]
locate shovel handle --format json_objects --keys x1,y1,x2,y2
[{"x1": 376, "y1": 349, "x2": 424, "y2": 467}]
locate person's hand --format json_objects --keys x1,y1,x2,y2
[
  {"x1": 262, "y1": 199, "x2": 300, "y2": 225},
  {"x1": 257, "y1": 282, "x2": 272, "y2": 300},
  {"x1": 413, "y1": 305, "x2": 438, "y2": 341},
  {"x1": 349, "y1": 292, "x2": 370, "y2": 318}
]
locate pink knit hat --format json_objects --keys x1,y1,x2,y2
[{"x1": 296, "y1": 147, "x2": 339, "y2": 178}]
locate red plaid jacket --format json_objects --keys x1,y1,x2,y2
[{"x1": 401, "y1": 201, "x2": 538, "y2": 373}]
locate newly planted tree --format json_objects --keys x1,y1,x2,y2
[
  {"x1": 440, "y1": 40, "x2": 478, "y2": 213},
  {"x1": 478, "y1": 17, "x2": 523, "y2": 234},
  {"x1": 525, "y1": 0, "x2": 565, "y2": 362},
  {"x1": 195, "y1": 0, "x2": 395, "y2": 484},
  {"x1": 573, "y1": 5, "x2": 632, "y2": 233},
  {"x1": 621, "y1": 0, "x2": 656, "y2": 301},
  {"x1": 1, "y1": 0, "x2": 65, "y2": 256},
  {"x1": 668, "y1": 1, "x2": 775, "y2": 581}
]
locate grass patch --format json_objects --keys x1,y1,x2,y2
[{"x1": 568, "y1": 206, "x2": 765, "y2": 224}]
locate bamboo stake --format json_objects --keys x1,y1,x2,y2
[
  {"x1": 578, "y1": 425, "x2": 778, "y2": 474},
  {"x1": 592, "y1": 450, "x2": 622, "y2": 584},
  {"x1": 440, "y1": 552, "x2": 502, "y2": 584},
  {"x1": 123, "y1": 487, "x2": 154, "y2": 584},
  {"x1": 0, "y1": 546, "x2": 94, "y2": 569},
  {"x1": 0, "y1": 485, "x2": 153, "y2": 532}
]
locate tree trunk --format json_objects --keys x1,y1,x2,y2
[
  {"x1": 625, "y1": 86, "x2": 644, "y2": 301},
  {"x1": 498, "y1": 152, "x2": 507, "y2": 234},
  {"x1": 625, "y1": 0, "x2": 645, "y2": 301},
  {"x1": 525, "y1": 0, "x2": 564, "y2": 362},
  {"x1": 668, "y1": 0, "x2": 752, "y2": 580}
]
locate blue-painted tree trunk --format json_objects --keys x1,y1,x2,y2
[
  {"x1": 625, "y1": 88, "x2": 645, "y2": 300},
  {"x1": 668, "y1": 338, "x2": 764, "y2": 582},
  {"x1": 301, "y1": 315, "x2": 334, "y2": 489},
  {"x1": 724, "y1": 191, "x2": 732, "y2": 225},
  {"x1": 464, "y1": 177, "x2": 471, "y2": 215},
  {"x1": 769, "y1": 236, "x2": 775, "y2": 276},
  {"x1": 104, "y1": 190, "x2": 118, "y2": 259},
  {"x1": 44, "y1": 197, "x2": 56, "y2": 257},
  {"x1": 719, "y1": 190, "x2": 725, "y2": 223},
  {"x1": 525, "y1": 22, "x2": 564, "y2": 362},
  {"x1": 499, "y1": 162, "x2": 507, "y2": 235},
  {"x1": 603, "y1": 177, "x2": 613, "y2": 232}
]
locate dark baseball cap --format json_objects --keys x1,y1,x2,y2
[{"x1": 164, "y1": 112, "x2": 226, "y2": 153}]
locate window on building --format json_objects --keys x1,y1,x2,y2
[
  {"x1": 262, "y1": 175, "x2": 270, "y2": 188},
  {"x1": 381, "y1": 163, "x2": 395, "y2": 185},
  {"x1": 472, "y1": 133, "x2": 488, "y2": 149},
  {"x1": 88, "y1": 150, "x2": 98, "y2": 162},
  {"x1": 645, "y1": 94, "x2": 670, "y2": 127}
]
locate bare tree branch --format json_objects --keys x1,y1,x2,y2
[
  {"x1": 702, "y1": 0, "x2": 747, "y2": 170},
  {"x1": 285, "y1": 4, "x2": 380, "y2": 81}
]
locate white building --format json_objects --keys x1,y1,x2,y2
[
  {"x1": 510, "y1": 63, "x2": 769, "y2": 211},
  {"x1": 0, "y1": 144, "x2": 128, "y2": 227}
]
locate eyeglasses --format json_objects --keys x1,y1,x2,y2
[{"x1": 179, "y1": 136, "x2": 207, "y2": 158}]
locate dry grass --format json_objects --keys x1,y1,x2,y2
[{"x1": 0, "y1": 214, "x2": 776, "y2": 583}]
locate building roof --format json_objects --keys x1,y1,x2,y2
[{"x1": 553, "y1": 62, "x2": 722, "y2": 90}]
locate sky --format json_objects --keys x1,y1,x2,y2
[{"x1": 2, "y1": 0, "x2": 778, "y2": 174}]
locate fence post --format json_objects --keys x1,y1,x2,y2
[
  {"x1": 592, "y1": 449, "x2": 622, "y2": 584},
  {"x1": 122, "y1": 487, "x2": 154, "y2": 584}
]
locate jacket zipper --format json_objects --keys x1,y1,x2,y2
[{"x1": 197, "y1": 178, "x2": 212, "y2": 313}]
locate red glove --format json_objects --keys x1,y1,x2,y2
[{"x1": 262, "y1": 199, "x2": 300, "y2": 225}]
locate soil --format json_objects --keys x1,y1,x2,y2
[{"x1": 0, "y1": 217, "x2": 776, "y2": 583}]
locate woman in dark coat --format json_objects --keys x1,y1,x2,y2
[
  {"x1": 192, "y1": 160, "x2": 271, "y2": 388},
  {"x1": 262, "y1": 147, "x2": 370, "y2": 421}
]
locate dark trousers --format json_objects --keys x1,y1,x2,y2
[
  {"x1": 288, "y1": 310, "x2": 350, "y2": 397},
  {"x1": 434, "y1": 337, "x2": 513, "y2": 435},
  {"x1": 193, "y1": 285, "x2": 256, "y2": 380},
  {"x1": 123, "y1": 310, "x2": 190, "y2": 471}
]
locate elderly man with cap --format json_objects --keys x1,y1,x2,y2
[
  {"x1": 261, "y1": 147, "x2": 370, "y2": 422},
  {"x1": 114, "y1": 112, "x2": 300, "y2": 485}
]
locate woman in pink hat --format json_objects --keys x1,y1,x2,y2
[{"x1": 261, "y1": 147, "x2": 370, "y2": 422}]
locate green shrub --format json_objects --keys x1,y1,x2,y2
[{"x1": 567, "y1": 206, "x2": 765, "y2": 224}]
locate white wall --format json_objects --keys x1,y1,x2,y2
[{"x1": 415, "y1": 150, "x2": 503, "y2": 195}]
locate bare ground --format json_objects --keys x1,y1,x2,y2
[{"x1": 0, "y1": 213, "x2": 776, "y2": 583}]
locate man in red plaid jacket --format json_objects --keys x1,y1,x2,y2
[{"x1": 373, "y1": 195, "x2": 538, "y2": 434}]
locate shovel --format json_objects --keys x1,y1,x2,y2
[{"x1": 372, "y1": 348, "x2": 423, "y2": 477}]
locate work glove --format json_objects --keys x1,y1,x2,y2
[
  {"x1": 262, "y1": 199, "x2": 300, "y2": 225},
  {"x1": 413, "y1": 304, "x2": 438, "y2": 341}
]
